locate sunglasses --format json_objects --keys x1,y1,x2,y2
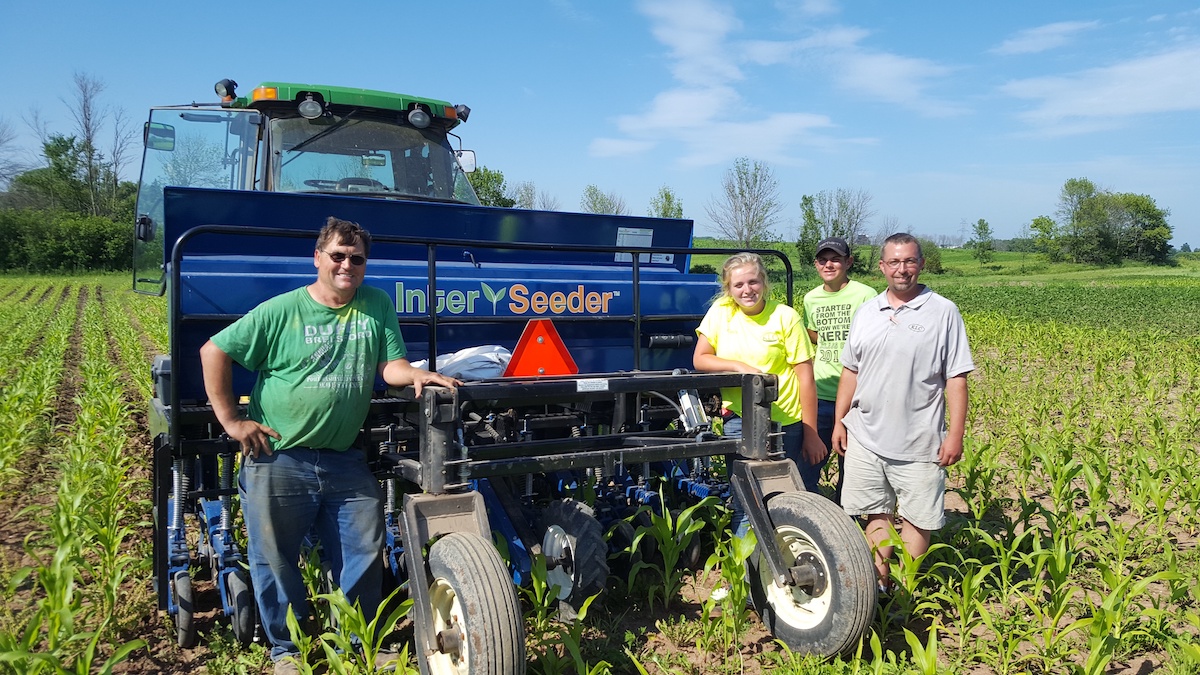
[{"x1": 321, "y1": 249, "x2": 367, "y2": 266}]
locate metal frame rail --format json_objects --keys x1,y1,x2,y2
[
  {"x1": 150, "y1": 223, "x2": 797, "y2": 629},
  {"x1": 380, "y1": 368, "x2": 803, "y2": 675}
]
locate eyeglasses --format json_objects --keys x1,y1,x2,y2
[
  {"x1": 882, "y1": 258, "x2": 921, "y2": 270},
  {"x1": 322, "y1": 249, "x2": 367, "y2": 266},
  {"x1": 815, "y1": 256, "x2": 845, "y2": 266}
]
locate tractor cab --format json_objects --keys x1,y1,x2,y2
[{"x1": 133, "y1": 79, "x2": 478, "y2": 294}]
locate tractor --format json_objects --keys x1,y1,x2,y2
[{"x1": 134, "y1": 78, "x2": 876, "y2": 674}]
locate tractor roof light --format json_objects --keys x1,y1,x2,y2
[
  {"x1": 298, "y1": 94, "x2": 324, "y2": 120},
  {"x1": 454, "y1": 104, "x2": 470, "y2": 122},
  {"x1": 251, "y1": 86, "x2": 279, "y2": 102},
  {"x1": 407, "y1": 106, "x2": 431, "y2": 129},
  {"x1": 214, "y1": 78, "x2": 238, "y2": 102}
]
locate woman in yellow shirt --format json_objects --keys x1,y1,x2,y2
[{"x1": 694, "y1": 253, "x2": 828, "y2": 507}]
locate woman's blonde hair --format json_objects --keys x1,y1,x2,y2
[{"x1": 714, "y1": 252, "x2": 769, "y2": 302}]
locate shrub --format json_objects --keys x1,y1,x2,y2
[
  {"x1": 918, "y1": 238, "x2": 944, "y2": 274},
  {"x1": 0, "y1": 208, "x2": 132, "y2": 272}
]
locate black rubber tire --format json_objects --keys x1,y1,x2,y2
[
  {"x1": 539, "y1": 499, "x2": 609, "y2": 611},
  {"x1": 606, "y1": 519, "x2": 640, "y2": 578},
  {"x1": 226, "y1": 568, "x2": 256, "y2": 647},
  {"x1": 427, "y1": 532, "x2": 526, "y2": 675},
  {"x1": 173, "y1": 570, "x2": 197, "y2": 649},
  {"x1": 747, "y1": 491, "x2": 876, "y2": 657}
]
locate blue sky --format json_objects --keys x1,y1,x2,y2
[{"x1": 3, "y1": 0, "x2": 1198, "y2": 247}]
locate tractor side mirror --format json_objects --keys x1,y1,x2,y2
[
  {"x1": 136, "y1": 215, "x2": 155, "y2": 242},
  {"x1": 455, "y1": 149, "x2": 476, "y2": 173},
  {"x1": 144, "y1": 122, "x2": 176, "y2": 151}
]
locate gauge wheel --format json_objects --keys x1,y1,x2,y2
[
  {"x1": 226, "y1": 568, "x2": 256, "y2": 646},
  {"x1": 172, "y1": 570, "x2": 197, "y2": 649},
  {"x1": 427, "y1": 532, "x2": 526, "y2": 675},
  {"x1": 747, "y1": 491, "x2": 876, "y2": 656},
  {"x1": 539, "y1": 499, "x2": 609, "y2": 611}
]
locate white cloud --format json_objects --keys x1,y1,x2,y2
[
  {"x1": 992, "y1": 21, "x2": 1100, "y2": 56},
  {"x1": 598, "y1": 85, "x2": 849, "y2": 166},
  {"x1": 775, "y1": 0, "x2": 839, "y2": 18},
  {"x1": 799, "y1": 25, "x2": 871, "y2": 51},
  {"x1": 615, "y1": 87, "x2": 735, "y2": 133},
  {"x1": 740, "y1": 39, "x2": 800, "y2": 66},
  {"x1": 672, "y1": 112, "x2": 843, "y2": 167},
  {"x1": 548, "y1": 0, "x2": 594, "y2": 22},
  {"x1": 638, "y1": 0, "x2": 743, "y2": 86},
  {"x1": 1001, "y1": 45, "x2": 1200, "y2": 135},
  {"x1": 834, "y1": 50, "x2": 966, "y2": 117},
  {"x1": 747, "y1": 26, "x2": 964, "y2": 116},
  {"x1": 593, "y1": 1, "x2": 953, "y2": 166}
]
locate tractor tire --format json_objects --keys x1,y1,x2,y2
[
  {"x1": 427, "y1": 532, "x2": 526, "y2": 675},
  {"x1": 606, "y1": 519, "x2": 640, "y2": 578},
  {"x1": 539, "y1": 499, "x2": 609, "y2": 611},
  {"x1": 172, "y1": 570, "x2": 197, "y2": 649},
  {"x1": 747, "y1": 491, "x2": 876, "y2": 657},
  {"x1": 226, "y1": 568, "x2": 256, "y2": 647}
]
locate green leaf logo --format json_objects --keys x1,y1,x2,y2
[{"x1": 481, "y1": 282, "x2": 508, "y2": 313}]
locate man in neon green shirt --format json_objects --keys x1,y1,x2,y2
[{"x1": 803, "y1": 237, "x2": 876, "y2": 503}]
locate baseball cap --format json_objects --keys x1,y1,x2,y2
[{"x1": 815, "y1": 237, "x2": 851, "y2": 257}]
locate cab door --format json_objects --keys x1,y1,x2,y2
[{"x1": 133, "y1": 107, "x2": 262, "y2": 294}]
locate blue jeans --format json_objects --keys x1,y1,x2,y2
[
  {"x1": 239, "y1": 447, "x2": 384, "y2": 661},
  {"x1": 817, "y1": 399, "x2": 845, "y2": 505},
  {"x1": 725, "y1": 415, "x2": 825, "y2": 537}
]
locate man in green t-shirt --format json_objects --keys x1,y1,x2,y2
[
  {"x1": 803, "y1": 237, "x2": 877, "y2": 503},
  {"x1": 200, "y1": 217, "x2": 460, "y2": 672}
]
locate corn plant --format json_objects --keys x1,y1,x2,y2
[
  {"x1": 311, "y1": 588, "x2": 414, "y2": 674},
  {"x1": 627, "y1": 493, "x2": 718, "y2": 611},
  {"x1": 520, "y1": 551, "x2": 562, "y2": 635},
  {"x1": 697, "y1": 527, "x2": 756, "y2": 663},
  {"x1": 529, "y1": 593, "x2": 611, "y2": 675},
  {"x1": 927, "y1": 556, "x2": 993, "y2": 660}
]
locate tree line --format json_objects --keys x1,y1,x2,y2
[
  {"x1": 0, "y1": 73, "x2": 1179, "y2": 273},
  {"x1": 471, "y1": 158, "x2": 1179, "y2": 270},
  {"x1": 0, "y1": 73, "x2": 136, "y2": 272}
]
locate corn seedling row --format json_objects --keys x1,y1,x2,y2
[{"x1": 0, "y1": 274, "x2": 1198, "y2": 674}]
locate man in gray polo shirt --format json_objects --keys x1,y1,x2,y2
[{"x1": 831, "y1": 232, "x2": 973, "y2": 590}]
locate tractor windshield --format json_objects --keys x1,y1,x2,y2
[{"x1": 270, "y1": 114, "x2": 480, "y2": 205}]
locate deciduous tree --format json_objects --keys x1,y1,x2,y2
[
  {"x1": 537, "y1": 190, "x2": 560, "y2": 211},
  {"x1": 807, "y1": 188, "x2": 875, "y2": 244},
  {"x1": 1115, "y1": 192, "x2": 1171, "y2": 264},
  {"x1": 1055, "y1": 177, "x2": 1173, "y2": 265},
  {"x1": 796, "y1": 195, "x2": 821, "y2": 266},
  {"x1": 467, "y1": 166, "x2": 516, "y2": 207},
  {"x1": 1029, "y1": 215, "x2": 1064, "y2": 262},
  {"x1": 648, "y1": 185, "x2": 683, "y2": 219},
  {"x1": 970, "y1": 218, "x2": 995, "y2": 265},
  {"x1": 705, "y1": 157, "x2": 781, "y2": 248},
  {"x1": 513, "y1": 180, "x2": 536, "y2": 209},
  {"x1": 580, "y1": 184, "x2": 627, "y2": 215},
  {"x1": 0, "y1": 118, "x2": 22, "y2": 187}
]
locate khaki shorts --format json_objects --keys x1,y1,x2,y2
[{"x1": 841, "y1": 430, "x2": 946, "y2": 531}]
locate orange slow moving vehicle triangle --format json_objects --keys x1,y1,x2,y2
[{"x1": 503, "y1": 319, "x2": 579, "y2": 377}]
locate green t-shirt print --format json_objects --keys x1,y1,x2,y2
[
  {"x1": 803, "y1": 279, "x2": 877, "y2": 401},
  {"x1": 212, "y1": 286, "x2": 406, "y2": 451}
]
